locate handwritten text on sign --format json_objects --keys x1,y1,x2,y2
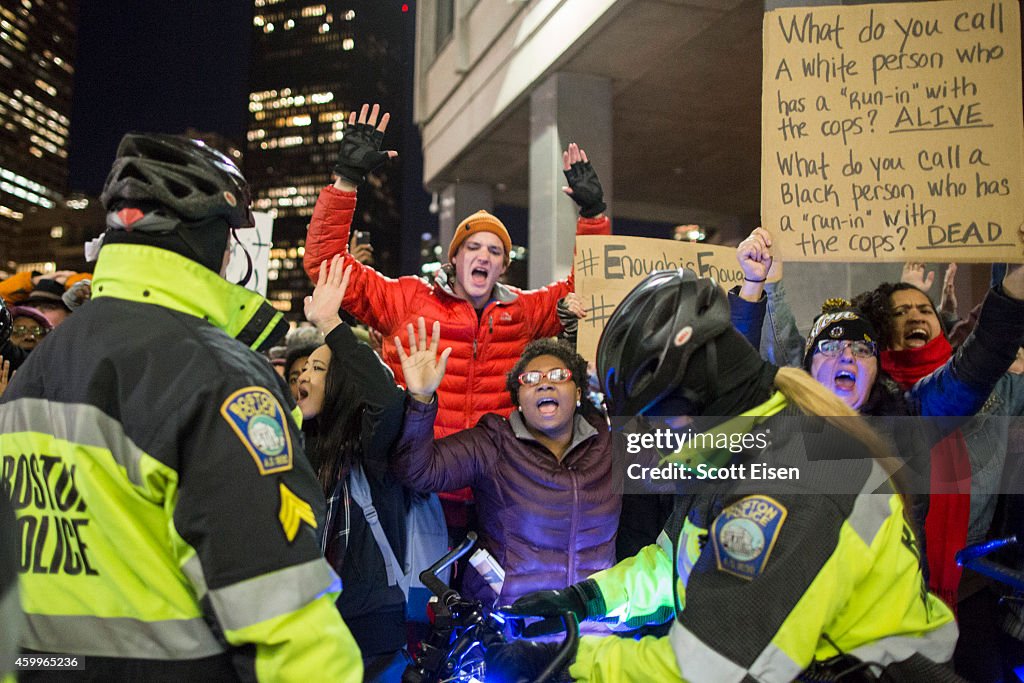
[
  {"x1": 575, "y1": 236, "x2": 745, "y2": 361},
  {"x1": 762, "y1": 0, "x2": 1023, "y2": 262}
]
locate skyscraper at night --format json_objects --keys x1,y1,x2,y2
[
  {"x1": 0, "y1": 0, "x2": 77, "y2": 273},
  {"x1": 247, "y1": 0, "x2": 406, "y2": 318}
]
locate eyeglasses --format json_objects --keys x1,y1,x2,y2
[
  {"x1": 815, "y1": 339, "x2": 877, "y2": 359},
  {"x1": 12, "y1": 325, "x2": 48, "y2": 337},
  {"x1": 517, "y1": 368, "x2": 573, "y2": 386}
]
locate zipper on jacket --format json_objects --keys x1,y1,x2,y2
[
  {"x1": 488, "y1": 315, "x2": 493, "y2": 334},
  {"x1": 465, "y1": 303, "x2": 482, "y2": 427},
  {"x1": 568, "y1": 466, "x2": 580, "y2": 585}
]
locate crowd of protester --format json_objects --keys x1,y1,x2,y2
[{"x1": 0, "y1": 101, "x2": 1022, "y2": 683}]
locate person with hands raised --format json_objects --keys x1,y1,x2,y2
[
  {"x1": 562, "y1": 142, "x2": 606, "y2": 218},
  {"x1": 852, "y1": 243, "x2": 1024, "y2": 656},
  {"x1": 297, "y1": 254, "x2": 415, "y2": 680},
  {"x1": 393, "y1": 317, "x2": 452, "y2": 405},
  {"x1": 305, "y1": 119, "x2": 609, "y2": 441},
  {"x1": 901, "y1": 262, "x2": 960, "y2": 332},
  {"x1": 730, "y1": 224, "x2": 1024, "y2": 670},
  {"x1": 331, "y1": 103, "x2": 398, "y2": 191},
  {"x1": 392, "y1": 320, "x2": 620, "y2": 610},
  {"x1": 305, "y1": 112, "x2": 610, "y2": 532}
]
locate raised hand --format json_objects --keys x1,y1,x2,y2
[
  {"x1": 939, "y1": 263, "x2": 959, "y2": 315},
  {"x1": 562, "y1": 142, "x2": 606, "y2": 218},
  {"x1": 303, "y1": 254, "x2": 352, "y2": 334},
  {"x1": 348, "y1": 232, "x2": 374, "y2": 265},
  {"x1": 736, "y1": 227, "x2": 777, "y2": 302},
  {"x1": 394, "y1": 317, "x2": 452, "y2": 403},
  {"x1": 559, "y1": 292, "x2": 587, "y2": 320},
  {"x1": 332, "y1": 103, "x2": 399, "y2": 190},
  {"x1": 901, "y1": 262, "x2": 936, "y2": 293}
]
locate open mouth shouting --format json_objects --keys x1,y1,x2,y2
[
  {"x1": 902, "y1": 327, "x2": 931, "y2": 348},
  {"x1": 536, "y1": 396, "x2": 560, "y2": 418},
  {"x1": 833, "y1": 369, "x2": 857, "y2": 393},
  {"x1": 470, "y1": 265, "x2": 491, "y2": 287},
  {"x1": 811, "y1": 352, "x2": 878, "y2": 411}
]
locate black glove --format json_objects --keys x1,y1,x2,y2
[
  {"x1": 504, "y1": 581, "x2": 596, "y2": 638},
  {"x1": 332, "y1": 122, "x2": 389, "y2": 186},
  {"x1": 563, "y1": 159, "x2": 606, "y2": 218},
  {"x1": 484, "y1": 641, "x2": 570, "y2": 683}
]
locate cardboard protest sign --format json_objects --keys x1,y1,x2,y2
[
  {"x1": 762, "y1": 0, "x2": 1023, "y2": 262},
  {"x1": 574, "y1": 235, "x2": 745, "y2": 361},
  {"x1": 225, "y1": 211, "x2": 274, "y2": 296}
]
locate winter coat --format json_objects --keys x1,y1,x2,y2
[
  {"x1": 730, "y1": 280, "x2": 1024, "y2": 542},
  {"x1": 0, "y1": 244, "x2": 359, "y2": 681},
  {"x1": 303, "y1": 185, "x2": 611, "y2": 437},
  {"x1": 392, "y1": 398, "x2": 620, "y2": 606},
  {"x1": 570, "y1": 401, "x2": 957, "y2": 683},
  {"x1": 316, "y1": 323, "x2": 409, "y2": 656}
]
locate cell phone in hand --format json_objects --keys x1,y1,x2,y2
[{"x1": 355, "y1": 230, "x2": 371, "y2": 246}]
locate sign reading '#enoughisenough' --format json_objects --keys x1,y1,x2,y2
[{"x1": 574, "y1": 235, "x2": 748, "y2": 361}]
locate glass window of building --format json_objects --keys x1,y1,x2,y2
[{"x1": 435, "y1": 0, "x2": 454, "y2": 53}]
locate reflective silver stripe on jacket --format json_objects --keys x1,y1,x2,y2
[
  {"x1": 845, "y1": 620, "x2": 958, "y2": 670},
  {"x1": 0, "y1": 398, "x2": 150, "y2": 488},
  {"x1": 21, "y1": 613, "x2": 224, "y2": 659},
  {"x1": 208, "y1": 558, "x2": 340, "y2": 633},
  {"x1": 669, "y1": 621, "x2": 750, "y2": 683},
  {"x1": 847, "y1": 491, "x2": 894, "y2": 548}
]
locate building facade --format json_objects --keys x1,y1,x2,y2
[
  {"x1": 247, "y1": 0, "x2": 406, "y2": 318},
  {"x1": 0, "y1": 0, "x2": 77, "y2": 273}
]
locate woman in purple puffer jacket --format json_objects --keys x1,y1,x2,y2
[{"x1": 392, "y1": 319, "x2": 620, "y2": 607}]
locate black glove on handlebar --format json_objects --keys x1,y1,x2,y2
[
  {"x1": 504, "y1": 580, "x2": 599, "y2": 638},
  {"x1": 563, "y1": 160, "x2": 606, "y2": 218},
  {"x1": 333, "y1": 122, "x2": 389, "y2": 186},
  {"x1": 485, "y1": 641, "x2": 571, "y2": 683}
]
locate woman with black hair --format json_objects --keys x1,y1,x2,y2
[
  {"x1": 392, "y1": 323, "x2": 620, "y2": 609},
  {"x1": 297, "y1": 254, "x2": 411, "y2": 681},
  {"x1": 852, "y1": 275, "x2": 1024, "y2": 681}
]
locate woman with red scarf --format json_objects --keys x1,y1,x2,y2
[
  {"x1": 854, "y1": 279, "x2": 1024, "y2": 599},
  {"x1": 851, "y1": 270, "x2": 1024, "y2": 681},
  {"x1": 732, "y1": 227, "x2": 1024, "y2": 607}
]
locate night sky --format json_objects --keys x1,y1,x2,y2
[{"x1": 68, "y1": 2, "x2": 253, "y2": 195}]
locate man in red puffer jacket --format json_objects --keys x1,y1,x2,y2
[{"x1": 304, "y1": 104, "x2": 609, "y2": 438}]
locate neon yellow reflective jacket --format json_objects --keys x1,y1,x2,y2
[
  {"x1": 0, "y1": 244, "x2": 362, "y2": 682},
  {"x1": 571, "y1": 397, "x2": 956, "y2": 682}
]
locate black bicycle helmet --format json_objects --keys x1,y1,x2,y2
[
  {"x1": 597, "y1": 269, "x2": 732, "y2": 416},
  {"x1": 0, "y1": 296, "x2": 11, "y2": 347},
  {"x1": 100, "y1": 133, "x2": 254, "y2": 229}
]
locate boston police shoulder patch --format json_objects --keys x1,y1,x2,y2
[
  {"x1": 220, "y1": 386, "x2": 293, "y2": 475},
  {"x1": 712, "y1": 495, "x2": 788, "y2": 580}
]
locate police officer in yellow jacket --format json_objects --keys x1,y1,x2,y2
[
  {"x1": 0, "y1": 134, "x2": 362, "y2": 681},
  {"x1": 492, "y1": 270, "x2": 958, "y2": 682}
]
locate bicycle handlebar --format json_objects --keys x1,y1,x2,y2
[
  {"x1": 412, "y1": 531, "x2": 581, "y2": 683},
  {"x1": 536, "y1": 612, "x2": 579, "y2": 683},
  {"x1": 956, "y1": 535, "x2": 1024, "y2": 592},
  {"x1": 419, "y1": 531, "x2": 478, "y2": 607},
  {"x1": 956, "y1": 535, "x2": 1017, "y2": 564}
]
